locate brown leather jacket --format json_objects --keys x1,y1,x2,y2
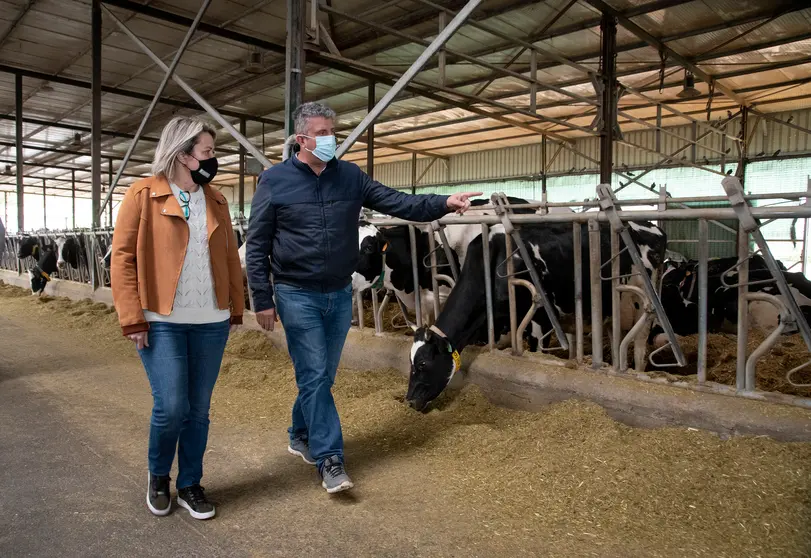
[{"x1": 111, "y1": 175, "x2": 244, "y2": 336}]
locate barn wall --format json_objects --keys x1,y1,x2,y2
[{"x1": 356, "y1": 108, "x2": 811, "y2": 189}]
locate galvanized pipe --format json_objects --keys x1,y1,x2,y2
[
  {"x1": 481, "y1": 223, "x2": 495, "y2": 351},
  {"x1": 102, "y1": 6, "x2": 272, "y2": 169},
  {"x1": 366, "y1": 205, "x2": 811, "y2": 226},
  {"x1": 98, "y1": 0, "x2": 213, "y2": 221},
  {"x1": 334, "y1": 0, "x2": 484, "y2": 158},
  {"x1": 355, "y1": 289, "x2": 364, "y2": 331},
  {"x1": 588, "y1": 219, "x2": 603, "y2": 368},
  {"x1": 744, "y1": 292, "x2": 788, "y2": 391},
  {"x1": 736, "y1": 225, "x2": 749, "y2": 391},
  {"x1": 505, "y1": 232, "x2": 519, "y2": 354},
  {"x1": 610, "y1": 225, "x2": 621, "y2": 370},
  {"x1": 427, "y1": 230, "x2": 442, "y2": 321},
  {"x1": 408, "y1": 224, "x2": 423, "y2": 328},
  {"x1": 371, "y1": 288, "x2": 381, "y2": 334},
  {"x1": 573, "y1": 222, "x2": 584, "y2": 363},
  {"x1": 697, "y1": 219, "x2": 709, "y2": 384}
]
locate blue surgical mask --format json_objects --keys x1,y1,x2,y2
[{"x1": 303, "y1": 135, "x2": 337, "y2": 162}]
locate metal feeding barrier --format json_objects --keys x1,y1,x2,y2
[{"x1": 358, "y1": 179, "x2": 811, "y2": 409}]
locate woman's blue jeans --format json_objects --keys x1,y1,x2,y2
[{"x1": 137, "y1": 320, "x2": 230, "y2": 489}]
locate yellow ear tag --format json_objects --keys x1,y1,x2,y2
[{"x1": 451, "y1": 350, "x2": 462, "y2": 371}]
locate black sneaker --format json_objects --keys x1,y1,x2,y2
[
  {"x1": 177, "y1": 484, "x2": 216, "y2": 520},
  {"x1": 147, "y1": 472, "x2": 171, "y2": 516},
  {"x1": 319, "y1": 456, "x2": 354, "y2": 494}
]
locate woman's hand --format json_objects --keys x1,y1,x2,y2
[{"x1": 127, "y1": 331, "x2": 149, "y2": 350}]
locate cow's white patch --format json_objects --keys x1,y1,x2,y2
[
  {"x1": 528, "y1": 242, "x2": 548, "y2": 274},
  {"x1": 358, "y1": 224, "x2": 379, "y2": 243},
  {"x1": 488, "y1": 225, "x2": 505, "y2": 240},
  {"x1": 410, "y1": 340, "x2": 425, "y2": 366},
  {"x1": 55, "y1": 236, "x2": 67, "y2": 267},
  {"x1": 638, "y1": 244, "x2": 654, "y2": 271},
  {"x1": 629, "y1": 221, "x2": 663, "y2": 236},
  {"x1": 531, "y1": 320, "x2": 543, "y2": 342}
]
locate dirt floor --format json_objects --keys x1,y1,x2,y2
[{"x1": 2, "y1": 280, "x2": 811, "y2": 557}]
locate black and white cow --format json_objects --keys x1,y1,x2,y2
[
  {"x1": 55, "y1": 235, "x2": 84, "y2": 270},
  {"x1": 17, "y1": 236, "x2": 40, "y2": 260},
  {"x1": 100, "y1": 243, "x2": 113, "y2": 270},
  {"x1": 406, "y1": 220, "x2": 667, "y2": 411},
  {"x1": 28, "y1": 241, "x2": 58, "y2": 295},
  {"x1": 652, "y1": 255, "x2": 811, "y2": 345}
]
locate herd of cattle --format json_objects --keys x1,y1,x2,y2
[{"x1": 8, "y1": 196, "x2": 811, "y2": 410}]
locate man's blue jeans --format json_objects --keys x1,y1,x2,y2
[
  {"x1": 137, "y1": 320, "x2": 230, "y2": 489},
  {"x1": 274, "y1": 283, "x2": 353, "y2": 468}
]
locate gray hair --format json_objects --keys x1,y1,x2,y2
[
  {"x1": 152, "y1": 116, "x2": 217, "y2": 180},
  {"x1": 293, "y1": 102, "x2": 337, "y2": 135}
]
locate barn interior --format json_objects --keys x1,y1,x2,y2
[{"x1": 2, "y1": 1, "x2": 811, "y2": 555}]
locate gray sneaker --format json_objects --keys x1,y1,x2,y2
[
  {"x1": 288, "y1": 437, "x2": 316, "y2": 465},
  {"x1": 319, "y1": 456, "x2": 354, "y2": 494}
]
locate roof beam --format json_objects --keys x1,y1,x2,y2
[{"x1": 582, "y1": 0, "x2": 754, "y2": 106}]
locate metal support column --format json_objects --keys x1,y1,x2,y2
[
  {"x1": 284, "y1": 0, "x2": 305, "y2": 150},
  {"x1": 655, "y1": 105, "x2": 661, "y2": 153},
  {"x1": 91, "y1": 0, "x2": 102, "y2": 228},
  {"x1": 735, "y1": 225, "x2": 749, "y2": 391},
  {"x1": 15, "y1": 72, "x2": 23, "y2": 232},
  {"x1": 367, "y1": 80, "x2": 375, "y2": 180},
  {"x1": 335, "y1": 0, "x2": 483, "y2": 158},
  {"x1": 541, "y1": 134, "x2": 547, "y2": 196},
  {"x1": 107, "y1": 158, "x2": 113, "y2": 226},
  {"x1": 690, "y1": 121, "x2": 698, "y2": 164},
  {"x1": 697, "y1": 219, "x2": 708, "y2": 383},
  {"x1": 529, "y1": 50, "x2": 537, "y2": 113},
  {"x1": 599, "y1": 14, "x2": 617, "y2": 185},
  {"x1": 71, "y1": 169, "x2": 76, "y2": 229},
  {"x1": 42, "y1": 178, "x2": 46, "y2": 230},
  {"x1": 438, "y1": 12, "x2": 446, "y2": 87},
  {"x1": 411, "y1": 153, "x2": 417, "y2": 195},
  {"x1": 588, "y1": 219, "x2": 603, "y2": 368},
  {"x1": 239, "y1": 117, "x2": 246, "y2": 215},
  {"x1": 738, "y1": 106, "x2": 748, "y2": 185},
  {"x1": 99, "y1": 0, "x2": 213, "y2": 219}
]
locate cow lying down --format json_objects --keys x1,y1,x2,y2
[{"x1": 405, "y1": 219, "x2": 667, "y2": 411}]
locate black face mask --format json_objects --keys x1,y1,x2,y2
[{"x1": 188, "y1": 156, "x2": 218, "y2": 185}]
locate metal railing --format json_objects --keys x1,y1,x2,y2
[{"x1": 355, "y1": 184, "x2": 811, "y2": 409}]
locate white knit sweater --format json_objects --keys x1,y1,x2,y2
[{"x1": 144, "y1": 183, "x2": 230, "y2": 325}]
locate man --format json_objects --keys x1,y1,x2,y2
[{"x1": 246, "y1": 102, "x2": 479, "y2": 494}]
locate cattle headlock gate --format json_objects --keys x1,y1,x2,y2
[{"x1": 360, "y1": 178, "x2": 811, "y2": 409}]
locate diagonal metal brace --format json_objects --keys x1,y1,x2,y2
[
  {"x1": 597, "y1": 184, "x2": 686, "y2": 366},
  {"x1": 491, "y1": 193, "x2": 570, "y2": 351},
  {"x1": 722, "y1": 176, "x2": 811, "y2": 353}
]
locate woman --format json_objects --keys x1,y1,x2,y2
[{"x1": 111, "y1": 116, "x2": 244, "y2": 520}]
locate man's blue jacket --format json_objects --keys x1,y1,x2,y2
[{"x1": 246, "y1": 155, "x2": 450, "y2": 312}]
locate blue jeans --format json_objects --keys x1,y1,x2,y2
[
  {"x1": 274, "y1": 283, "x2": 353, "y2": 468},
  {"x1": 137, "y1": 320, "x2": 230, "y2": 489}
]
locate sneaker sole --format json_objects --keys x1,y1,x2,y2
[
  {"x1": 177, "y1": 496, "x2": 216, "y2": 520},
  {"x1": 146, "y1": 474, "x2": 171, "y2": 517},
  {"x1": 322, "y1": 479, "x2": 354, "y2": 494},
  {"x1": 288, "y1": 445, "x2": 316, "y2": 465}
]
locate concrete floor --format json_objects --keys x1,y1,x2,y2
[{"x1": 0, "y1": 313, "x2": 446, "y2": 558}]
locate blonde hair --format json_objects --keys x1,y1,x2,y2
[{"x1": 152, "y1": 116, "x2": 217, "y2": 180}]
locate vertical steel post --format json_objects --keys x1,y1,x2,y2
[
  {"x1": 697, "y1": 219, "x2": 709, "y2": 384},
  {"x1": 541, "y1": 134, "x2": 547, "y2": 196},
  {"x1": 589, "y1": 219, "x2": 603, "y2": 368},
  {"x1": 481, "y1": 223, "x2": 494, "y2": 351},
  {"x1": 107, "y1": 158, "x2": 113, "y2": 226},
  {"x1": 239, "y1": 118, "x2": 246, "y2": 215},
  {"x1": 655, "y1": 105, "x2": 662, "y2": 153},
  {"x1": 411, "y1": 152, "x2": 417, "y2": 195},
  {"x1": 690, "y1": 121, "x2": 697, "y2": 164},
  {"x1": 367, "y1": 80, "x2": 375, "y2": 180},
  {"x1": 599, "y1": 14, "x2": 617, "y2": 185},
  {"x1": 409, "y1": 225, "x2": 423, "y2": 328},
  {"x1": 610, "y1": 225, "x2": 621, "y2": 370},
  {"x1": 506, "y1": 231, "x2": 518, "y2": 353},
  {"x1": 285, "y1": 0, "x2": 305, "y2": 145},
  {"x1": 91, "y1": 0, "x2": 102, "y2": 228},
  {"x1": 573, "y1": 222, "x2": 584, "y2": 363},
  {"x1": 15, "y1": 72, "x2": 23, "y2": 232},
  {"x1": 529, "y1": 49, "x2": 537, "y2": 113},
  {"x1": 721, "y1": 130, "x2": 727, "y2": 175},
  {"x1": 71, "y1": 170, "x2": 76, "y2": 229},
  {"x1": 736, "y1": 224, "x2": 749, "y2": 391},
  {"x1": 438, "y1": 12, "x2": 446, "y2": 87},
  {"x1": 738, "y1": 106, "x2": 748, "y2": 186},
  {"x1": 42, "y1": 178, "x2": 46, "y2": 230}
]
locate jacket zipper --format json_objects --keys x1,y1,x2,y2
[{"x1": 315, "y1": 175, "x2": 329, "y2": 285}]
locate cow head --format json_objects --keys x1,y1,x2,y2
[
  {"x1": 353, "y1": 223, "x2": 387, "y2": 291},
  {"x1": 406, "y1": 325, "x2": 461, "y2": 412},
  {"x1": 56, "y1": 236, "x2": 68, "y2": 268},
  {"x1": 28, "y1": 266, "x2": 51, "y2": 295},
  {"x1": 17, "y1": 237, "x2": 39, "y2": 260}
]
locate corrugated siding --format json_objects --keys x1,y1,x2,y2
[{"x1": 365, "y1": 108, "x2": 811, "y2": 185}]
